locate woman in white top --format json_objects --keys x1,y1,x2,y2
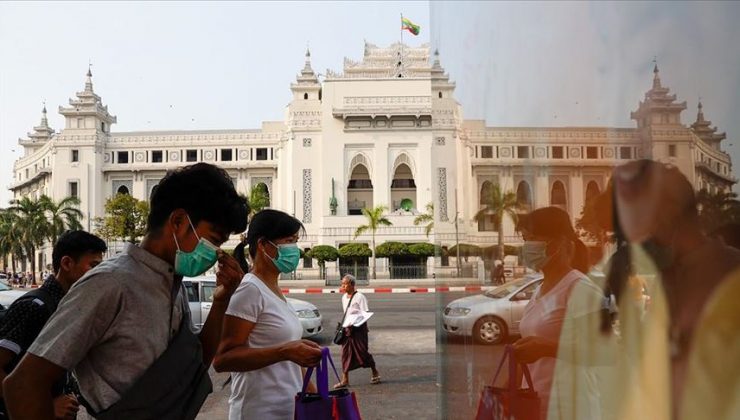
[
  {"x1": 513, "y1": 206, "x2": 614, "y2": 420},
  {"x1": 214, "y1": 210, "x2": 322, "y2": 420}
]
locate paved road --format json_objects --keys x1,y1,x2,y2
[{"x1": 198, "y1": 293, "x2": 444, "y2": 419}]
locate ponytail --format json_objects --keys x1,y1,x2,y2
[{"x1": 571, "y1": 238, "x2": 590, "y2": 274}]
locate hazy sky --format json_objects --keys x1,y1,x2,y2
[
  {"x1": 1, "y1": 2, "x2": 739, "y2": 205},
  {"x1": 0, "y1": 1, "x2": 430, "y2": 204}
]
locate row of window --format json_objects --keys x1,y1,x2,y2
[
  {"x1": 67, "y1": 147, "x2": 274, "y2": 164},
  {"x1": 697, "y1": 151, "x2": 729, "y2": 175},
  {"x1": 475, "y1": 145, "x2": 636, "y2": 160}
]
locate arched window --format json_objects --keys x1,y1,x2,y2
[
  {"x1": 391, "y1": 163, "x2": 416, "y2": 211},
  {"x1": 516, "y1": 181, "x2": 532, "y2": 209},
  {"x1": 117, "y1": 185, "x2": 130, "y2": 195},
  {"x1": 347, "y1": 164, "x2": 373, "y2": 215},
  {"x1": 303, "y1": 93, "x2": 308, "y2": 100},
  {"x1": 478, "y1": 181, "x2": 495, "y2": 232},
  {"x1": 585, "y1": 181, "x2": 601, "y2": 202},
  {"x1": 438, "y1": 92, "x2": 442, "y2": 99},
  {"x1": 550, "y1": 181, "x2": 567, "y2": 209}
]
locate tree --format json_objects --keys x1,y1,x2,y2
[
  {"x1": 474, "y1": 183, "x2": 521, "y2": 261},
  {"x1": 8, "y1": 197, "x2": 48, "y2": 283},
  {"x1": 0, "y1": 210, "x2": 26, "y2": 274},
  {"x1": 413, "y1": 202, "x2": 434, "y2": 237},
  {"x1": 354, "y1": 205, "x2": 392, "y2": 280},
  {"x1": 338, "y1": 243, "x2": 372, "y2": 280},
  {"x1": 248, "y1": 184, "x2": 270, "y2": 216},
  {"x1": 306, "y1": 245, "x2": 339, "y2": 280},
  {"x1": 40, "y1": 195, "x2": 83, "y2": 244},
  {"x1": 101, "y1": 193, "x2": 150, "y2": 243},
  {"x1": 697, "y1": 189, "x2": 740, "y2": 233},
  {"x1": 575, "y1": 196, "x2": 609, "y2": 246},
  {"x1": 447, "y1": 244, "x2": 482, "y2": 262},
  {"x1": 408, "y1": 243, "x2": 436, "y2": 258},
  {"x1": 374, "y1": 241, "x2": 410, "y2": 258}
]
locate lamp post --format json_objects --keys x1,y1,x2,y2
[{"x1": 455, "y1": 188, "x2": 461, "y2": 278}]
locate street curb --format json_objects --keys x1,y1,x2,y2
[{"x1": 280, "y1": 285, "x2": 494, "y2": 294}]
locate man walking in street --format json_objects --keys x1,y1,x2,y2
[
  {"x1": 334, "y1": 274, "x2": 381, "y2": 389},
  {"x1": 4, "y1": 163, "x2": 249, "y2": 420},
  {"x1": 0, "y1": 230, "x2": 106, "y2": 419}
]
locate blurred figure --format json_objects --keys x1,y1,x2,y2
[
  {"x1": 492, "y1": 260, "x2": 505, "y2": 285},
  {"x1": 606, "y1": 160, "x2": 740, "y2": 420},
  {"x1": 513, "y1": 206, "x2": 612, "y2": 420}
]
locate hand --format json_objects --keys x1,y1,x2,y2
[
  {"x1": 213, "y1": 250, "x2": 244, "y2": 303},
  {"x1": 281, "y1": 339, "x2": 322, "y2": 367},
  {"x1": 53, "y1": 394, "x2": 79, "y2": 420},
  {"x1": 512, "y1": 336, "x2": 557, "y2": 364}
]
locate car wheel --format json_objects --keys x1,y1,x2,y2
[{"x1": 473, "y1": 316, "x2": 507, "y2": 345}]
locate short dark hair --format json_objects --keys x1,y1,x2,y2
[
  {"x1": 245, "y1": 209, "x2": 304, "y2": 259},
  {"x1": 52, "y1": 230, "x2": 107, "y2": 272},
  {"x1": 147, "y1": 163, "x2": 249, "y2": 235}
]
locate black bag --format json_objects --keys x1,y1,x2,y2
[
  {"x1": 80, "y1": 303, "x2": 212, "y2": 420},
  {"x1": 0, "y1": 288, "x2": 55, "y2": 325},
  {"x1": 332, "y1": 293, "x2": 355, "y2": 346}
]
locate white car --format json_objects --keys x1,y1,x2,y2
[
  {"x1": 0, "y1": 282, "x2": 28, "y2": 308},
  {"x1": 183, "y1": 276, "x2": 323, "y2": 339},
  {"x1": 442, "y1": 274, "x2": 543, "y2": 345}
]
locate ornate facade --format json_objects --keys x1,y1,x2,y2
[{"x1": 9, "y1": 42, "x2": 735, "y2": 269}]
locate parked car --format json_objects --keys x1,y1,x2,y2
[
  {"x1": 442, "y1": 274, "x2": 543, "y2": 344},
  {"x1": 0, "y1": 282, "x2": 28, "y2": 308},
  {"x1": 183, "y1": 276, "x2": 323, "y2": 339}
]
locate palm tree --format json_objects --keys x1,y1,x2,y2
[
  {"x1": 413, "y1": 202, "x2": 434, "y2": 237},
  {"x1": 697, "y1": 189, "x2": 740, "y2": 232},
  {"x1": 40, "y1": 195, "x2": 83, "y2": 244},
  {"x1": 474, "y1": 183, "x2": 520, "y2": 262},
  {"x1": 0, "y1": 210, "x2": 26, "y2": 274},
  {"x1": 354, "y1": 205, "x2": 392, "y2": 280},
  {"x1": 8, "y1": 197, "x2": 49, "y2": 284}
]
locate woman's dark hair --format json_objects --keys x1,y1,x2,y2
[
  {"x1": 245, "y1": 209, "x2": 304, "y2": 259},
  {"x1": 233, "y1": 236, "x2": 250, "y2": 273},
  {"x1": 517, "y1": 206, "x2": 589, "y2": 273},
  {"x1": 147, "y1": 163, "x2": 249, "y2": 235}
]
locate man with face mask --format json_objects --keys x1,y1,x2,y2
[
  {"x1": 606, "y1": 160, "x2": 740, "y2": 420},
  {"x1": 4, "y1": 163, "x2": 249, "y2": 420}
]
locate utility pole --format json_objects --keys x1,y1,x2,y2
[{"x1": 455, "y1": 188, "x2": 461, "y2": 278}]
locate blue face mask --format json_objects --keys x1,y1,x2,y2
[
  {"x1": 265, "y1": 240, "x2": 301, "y2": 273},
  {"x1": 522, "y1": 241, "x2": 550, "y2": 272},
  {"x1": 173, "y1": 216, "x2": 219, "y2": 277}
]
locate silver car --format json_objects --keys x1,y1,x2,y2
[
  {"x1": 183, "y1": 276, "x2": 323, "y2": 338},
  {"x1": 0, "y1": 282, "x2": 27, "y2": 308},
  {"x1": 442, "y1": 274, "x2": 543, "y2": 345}
]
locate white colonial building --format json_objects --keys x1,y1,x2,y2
[{"x1": 9, "y1": 42, "x2": 735, "y2": 273}]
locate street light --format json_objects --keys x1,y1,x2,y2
[{"x1": 454, "y1": 188, "x2": 461, "y2": 278}]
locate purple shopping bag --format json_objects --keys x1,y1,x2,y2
[
  {"x1": 475, "y1": 345, "x2": 539, "y2": 420},
  {"x1": 295, "y1": 347, "x2": 362, "y2": 420}
]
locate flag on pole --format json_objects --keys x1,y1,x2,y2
[{"x1": 401, "y1": 17, "x2": 420, "y2": 36}]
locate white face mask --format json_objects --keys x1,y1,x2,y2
[{"x1": 522, "y1": 241, "x2": 549, "y2": 271}]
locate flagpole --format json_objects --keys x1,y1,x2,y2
[{"x1": 400, "y1": 13, "x2": 404, "y2": 66}]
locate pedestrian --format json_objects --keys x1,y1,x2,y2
[
  {"x1": 3, "y1": 163, "x2": 248, "y2": 419},
  {"x1": 334, "y1": 274, "x2": 381, "y2": 389},
  {"x1": 214, "y1": 209, "x2": 322, "y2": 420},
  {"x1": 512, "y1": 206, "x2": 614, "y2": 420},
  {"x1": 492, "y1": 260, "x2": 505, "y2": 285},
  {"x1": 0, "y1": 230, "x2": 106, "y2": 420}
]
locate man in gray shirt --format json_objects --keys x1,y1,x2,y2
[{"x1": 4, "y1": 163, "x2": 249, "y2": 419}]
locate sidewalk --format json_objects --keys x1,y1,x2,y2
[{"x1": 278, "y1": 277, "x2": 500, "y2": 294}]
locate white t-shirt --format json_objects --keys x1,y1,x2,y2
[
  {"x1": 225, "y1": 273, "x2": 303, "y2": 420},
  {"x1": 519, "y1": 270, "x2": 605, "y2": 420}
]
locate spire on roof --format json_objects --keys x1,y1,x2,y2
[
  {"x1": 85, "y1": 64, "x2": 94, "y2": 93},
  {"x1": 697, "y1": 98, "x2": 705, "y2": 123},
  {"x1": 40, "y1": 102, "x2": 49, "y2": 127},
  {"x1": 652, "y1": 57, "x2": 662, "y2": 89}
]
